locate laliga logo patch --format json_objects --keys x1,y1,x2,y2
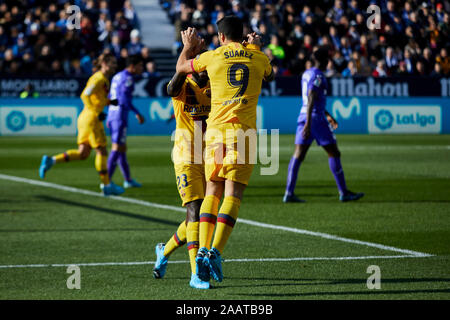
[
  {"x1": 6, "y1": 111, "x2": 27, "y2": 132},
  {"x1": 375, "y1": 109, "x2": 394, "y2": 130}
]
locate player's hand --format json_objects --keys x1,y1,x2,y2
[
  {"x1": 302, "y1": 124, "x2": 311, "y2": 140},
  {"x1": 192, "y1": 38, "x2": 206, "y2": 57},
  {"x1": 243, "y1": 32, "x2": 262, "y2": 47},
  {"x1": 181, "y1": 27, "x2": 201, "y2": 52},
  {"x1": 326, "y1": 115, "x2": 338, "y2": 130},
  {"x1": 166, "y1": 114, "x2": 175, "y2": 123},
  {"x1": 136, "y1": 113, "x2": 145, "y2": 124},
  {"x1": 98, "y1": 112, "x2": 107, "y2": 121}
]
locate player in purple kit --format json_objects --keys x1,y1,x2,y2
[
  {"x1": 106, "y1": 55, "x2": 145, "y2": 188},
  {"x1": 283, "y1": 47, "x2": 364, "y2": 203}
]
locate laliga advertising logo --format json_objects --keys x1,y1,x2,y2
[
  {"x1": 6, "y1": 111, "x2": 27, "y2": 132},
  {"x1": 374, "y1": 109, "x2": 394, "y2": 130}
]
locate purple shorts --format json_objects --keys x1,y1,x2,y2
[
  {"x1": 108, "y1": 121, "x2": 127, "y2": 145},
  {"x1": 295, "y1": 114, "x2": 336, "y2": 146}
]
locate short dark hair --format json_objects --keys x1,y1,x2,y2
[
  {"x1": 312, "y1": 47, "x2": 329, "y2": 65},
  {"x1": 126, "y1": 54, "x2": 143, "y2": 67},
  {"x1": 216, "y1": 15, "x2": 243, "y2": 42}
]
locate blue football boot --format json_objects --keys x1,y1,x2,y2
[
  {"x1": 189, "y1": 273, "x2": 210, "y2": 289},
  {"x1": 39, "y1": 155, "x2": 53, "y2": 179},
  {"x1": 195, "y1": 247, "x2": 210, "y2": 282},
  {"x1": 339, "y1": 190, "x2": 365, "y2": 202},
  {"x1": 206, "y1": 247, "x2": 224, "y2": 282},
  {"x1": 153, "y1": 243, "x2": 168, "y2": 279},
  {"x1": 123, "y1": 179, "x2": 142, "y2": 188},
  {"x1": 101, "y1": 181, "x2": 125, "y2": 196},
  {"x1": 283, "y1": 193, "x2": 306, "y2": 203}
]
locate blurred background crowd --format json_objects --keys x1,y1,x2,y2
[
  {"x1": 0, "y1": 0, "x2": 449, "y2": 78},
  {"x1": 0, "y1": 0, "x2": 159, "y2": 78},
  {"x1": 162, "y1": 0, "x2": 450, "y2": 77}
]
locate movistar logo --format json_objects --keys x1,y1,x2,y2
[
  {"x1": 150, "y1": 100, "x2": 173, "y2": 120},
  {"x1": 6, "y1": 111, "x2": 27, "y2": 132},
  {"x1": 374, "y1": 109, "x2": 394, "y2": 130},
  {"x1": 332, "y1": 97, "x2": 361, "y2": 120}
]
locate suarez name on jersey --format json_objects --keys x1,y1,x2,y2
[{"x1": 191, "y1": 42, "x2": 272, "y2": 130}]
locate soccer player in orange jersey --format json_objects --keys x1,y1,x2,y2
[
  {"x1": 39, "y1": 53, "x2": 124, "y2": 196},
  {"x1": 153, "y1": 43, "x2": 212, "y2": 289},
  {"x1": 176, "y1": 16, "x2": 274, "y2": 285}
]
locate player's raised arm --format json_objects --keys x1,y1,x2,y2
[
  {"x1": 176, "y1": 27, "x2": 202, "y2": 74},
  {"x1": 167, "y1": 72, "x2": 187, "y2": 97}
]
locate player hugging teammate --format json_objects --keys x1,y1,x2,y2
[{"x1": 154, "y1": 16, "x2": 274, "y2": 289}]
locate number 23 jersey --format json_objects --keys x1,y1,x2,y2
[{"x1": 191, "y1": 42, "x2": 272, "y2": 130}]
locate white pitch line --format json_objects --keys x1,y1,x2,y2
[
  {"x1": 0, "y1": 255, "x2": 424, "y2": 269},
  {"x1": 237, "y1": 219, "x2": 432, "y2": 257},
  {"x1": 0, "y1": 173, "x2": 433, "y2": 258}
]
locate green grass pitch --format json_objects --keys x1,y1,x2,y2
[{"x1": 0, "y1": 134, "x2": 449, "y2": 300}]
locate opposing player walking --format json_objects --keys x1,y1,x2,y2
[
  {"x1": 106, "y1": 55, "x2": 145, "y2": 188},
  {"x1": 283, "y1": 47, "x2": 364, "y2": 203}
]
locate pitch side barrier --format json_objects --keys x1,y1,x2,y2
[
  {"x1": 0, "y1": 97, "x2": 449, "y2": 136},
  {"x1": 1, "y1": 75, "x2": 450, "y2": 98}
]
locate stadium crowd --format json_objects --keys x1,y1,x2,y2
[
  {"x1": 1, "y1": 0, "x2": 449, "y2": 78},
  {"x1": 0, "y1": 0, "x2": 157, "y2": 77},
  {"x1": 162, "y1": 0, "x2": 450, "y2": 77}
]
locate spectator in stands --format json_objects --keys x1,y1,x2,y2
[
  {"x1": 327, "y1": 0, "x2": 345, "y2": 24},
  {"x1": 341, "y1": 60, "x2": 358, "y2": 77},
  {"x1": 403, "y1": 49, "x2": 415, "y2": 74},
  {"x1": 141, "y1": 46, "x2": 153, "y2": 65},
  {"x1": 396, "y1": 61, "x2": 409, "y2": 75},
  {"x1": 109, "y1": 34, "x2": 122, "y2": 58},
  {"x1": 422, "y1": 48, "x2": 435, "y2": 74},
  {"x1": 143, "y1": 61, "x2": 161, "y2": 79},
  {"x1": 1, "y1": 0, "x2": 449, "y2": 79},
  {"x1": 229, "y1": 0, "x2": 248, "y2": 22},
  {"x1": 329, "y1": 25, "x2": 341, "y2": 50},
  {"x1": 124, "y1": 0, "x2": 140, "y2": 30},
  {"x1": 430, "y1": 62, "x2": 443, "y2": 76},
  {"x1": 332, "y1": 50, "x2": 347, "y2": 74},
  {"x1": 340, "y1": 37, "x2": 352, "y2": 61},
  {"x1": 208, "y1": 34, "x2": 220, "y2": 50},
  {"x1": 385, "y1": 47, "x2": 398, "y2": 75},
  {"x1": 127, "y1": 29, "x2": 143, "y2": 56},
  {"x1": 372, "y1": 60, "x2": 387, "y2": 77},
  {"x1": 325, "y1": 59, "x2": 337, "y2": 77},
  {"x1": 268, "y1": 34, "x2": 285, "y2": 60},
  {"x1": 192, "y1": 0, "x2": 209, "y2": 30},
  {"x1": 415, "y1": 61, "x2": 427, "y2": 76},
  {"x1": 436, "y1": 47, "x2": 450, "y2": 75}
]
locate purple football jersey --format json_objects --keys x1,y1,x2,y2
[
  {"x1": 298, "y1": 67, "x2": 328, "y2": 122},
  {"x1": 295, "y1": 67, "x2": 335, "y2": 146},
  {"x1": 107, "y1": 69, "x2": 140, "y2": 124}
]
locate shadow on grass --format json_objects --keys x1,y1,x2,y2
[
  {"x1": 230, "y1": 288, "x2": 450, "y2": 297},
  {"x1": 245, "y1": 193, "x2": 336, "y2": 198},
  {"x1": 35, "y1": 195, "x2": 179, "y2": 227},
  {"x1": 222, "y1": 277, "x2": 450, "y2": 297},
  {"x1": 0, "y1": 227, "x2": 165, "y2": 233}
]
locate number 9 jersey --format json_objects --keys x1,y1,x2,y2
[{"x1": 191, "y1": 42, "x2": 273, "y2": 130}]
